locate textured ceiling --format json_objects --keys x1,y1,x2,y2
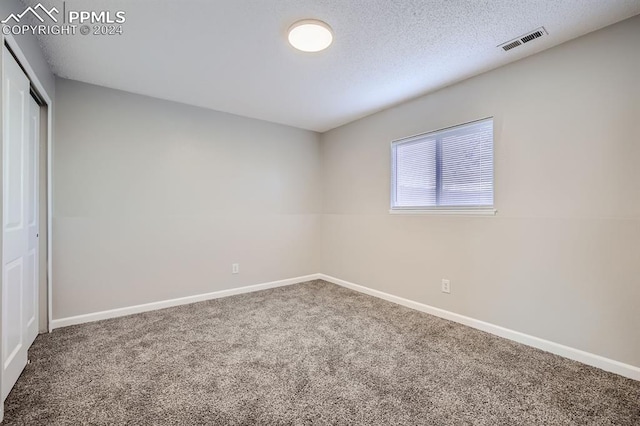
[{"x1": 21, "y1": 0, "x2": 640, "y2": 132}]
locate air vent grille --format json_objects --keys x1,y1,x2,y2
[
  {"x1": 521, "y1": 30, "x2": 544, "y2": 44},
  {"x1": 499, "y1": 27, "x2": 547, "y2": 52},
  {"x1": 502, "y1": 40, "x2": 522, "y2": 51}
]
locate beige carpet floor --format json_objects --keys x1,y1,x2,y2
[{"x1": 3, "y1": 280, "x2": 639, "y2": 425}]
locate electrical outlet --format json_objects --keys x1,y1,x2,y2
[
  {"x1": 232, "y1": 263, "x2": 239, "y2": 274},
  {"x1": 441, "y1": 279, "x2": 451, "y2": 294}
]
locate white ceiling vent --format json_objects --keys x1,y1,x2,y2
[{"x1": 499, "y1": 27, "x2": 548, "y2": 51}]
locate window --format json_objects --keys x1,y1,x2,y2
[{"x1": 391, "y1": 118, "x2": 494, "y2": 214}]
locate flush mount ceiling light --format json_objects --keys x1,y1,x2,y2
[{"x1": 288, "y1": 19, "x2": 333, "y2": 52}]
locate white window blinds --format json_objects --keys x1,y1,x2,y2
[{"x1": 391, "y1": 118, "x2": 494, "y2": 209}]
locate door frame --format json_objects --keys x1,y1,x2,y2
[{"x1": 1, "y1": 34, "x2": 54, "y2": 333}]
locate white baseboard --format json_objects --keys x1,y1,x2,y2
[
  {"x1": 318, "y1": 274, "x2": 640, "y2": 381},
  {"x1": 51, "y1": 274, "x2": 321, "y2": 330},
  {"x1": 49, "y1": 272, "x2": 639, "y2": 381}
]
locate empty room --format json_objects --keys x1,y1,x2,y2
[{"x1": 0, "y1": 0, "x2": 639, "y2": 424}]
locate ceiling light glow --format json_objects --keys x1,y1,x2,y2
[{"x1": 288, "y1": 20, "x2": 333, "y2": 53}]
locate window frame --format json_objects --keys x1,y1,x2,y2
[{"x1": 389, "y1": 117, "x2": 497, "y2": 216}]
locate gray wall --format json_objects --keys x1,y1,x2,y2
[
  {"x1": 320, "y1": 16, "x2": 640, "y2": 367},
  {"x1": 53, "y1": 78, "x2": 321, "y2": 319}
]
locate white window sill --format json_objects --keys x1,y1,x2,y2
[{"x1": 389, "y1": 208, "x2": 497, "y2": 216}]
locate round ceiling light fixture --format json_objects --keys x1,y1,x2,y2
[{"x1": 287, "y1": 19, "x2": 333, "y2": 52}]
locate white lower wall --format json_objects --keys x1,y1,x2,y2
[{"x1": 53, "y1": 214, "x2": 320, "y2": 318}]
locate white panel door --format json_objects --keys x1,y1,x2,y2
[
  {"x1": 26, "y1": 93, "x2": 40, "y2": 346},
  {"x1": 2, "y1": 47, "x2": 38, "y2": 401}
]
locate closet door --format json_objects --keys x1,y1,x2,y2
[
  {"x1": 25, "y1": 92, "x2": 40, "y2": 346},
  {"x1": 2, "y1": 47, "x2": 38, "y2": 401}
]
